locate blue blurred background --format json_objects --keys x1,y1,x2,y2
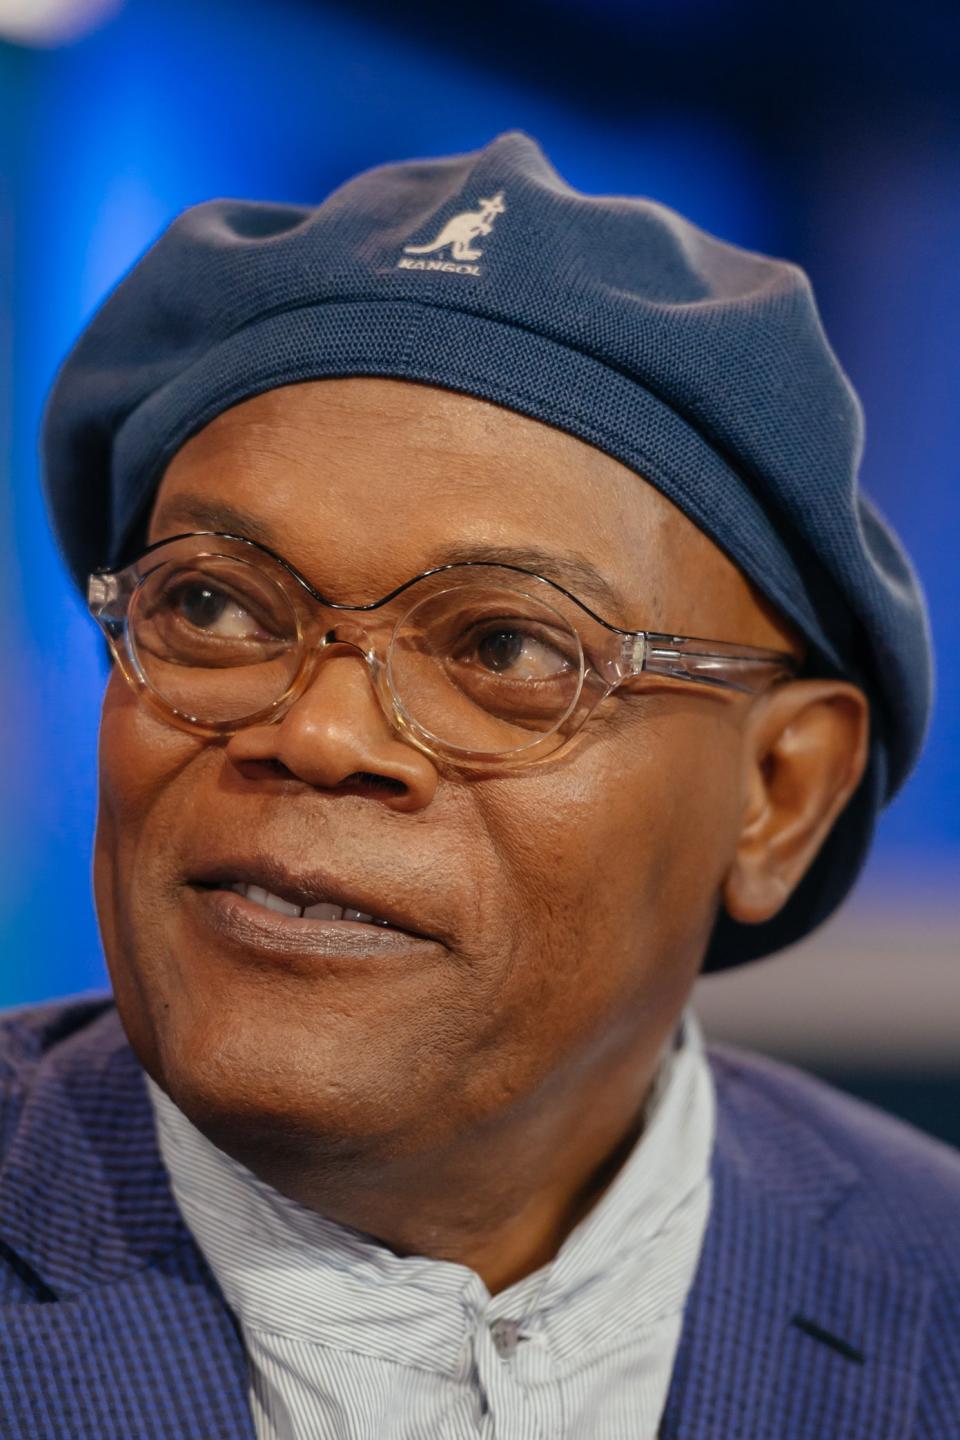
[{"x1": 1, "y1": 0, "x2": 957, "y2": 1136}]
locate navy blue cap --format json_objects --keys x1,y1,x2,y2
[{"x1": 41, "y1": 130, "x2": 933, "y2": 970}]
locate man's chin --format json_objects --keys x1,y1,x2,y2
[{"x1": 143, "y1": 1007, "x2": 413, "y2": 1166}]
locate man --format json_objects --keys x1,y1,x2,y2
[{"x1": 1, "y1": 131, "x2": 956, "y2": 1438}]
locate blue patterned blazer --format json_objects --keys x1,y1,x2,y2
[{"x1": 0, "y1": 995, "x2": 957, "y2": 1438}]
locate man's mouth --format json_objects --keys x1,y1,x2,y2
[
  {"x1": 188, "y1": 857, "x2": 433, "y2": 942},
  {"x1": 220, "y1": 881, "x2": 394, "y2": 928},
  {"x1": 186, "y1": 859, "x2": 448, "y2": 969}
]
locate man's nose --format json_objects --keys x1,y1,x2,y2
[{"x1": 223, "y1": 632, "x2": 438, "y2": 811}]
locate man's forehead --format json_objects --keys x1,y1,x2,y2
[{"x1": 164, "y1": 374, "x2": 623, "y2": 489}]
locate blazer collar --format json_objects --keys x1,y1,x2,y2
[
  {"x1": 659, "y1": 1046, "x2": 932, "y2": 1440},
  {"x1": 0, "y1": 1004, "x2": 191, "y2": 1296},
  {"x1": 0, "y1": 1006, "x2": 258, "y2": 1438}
]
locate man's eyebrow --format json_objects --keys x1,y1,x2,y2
[
  {"x1": 151, "y1": 498, "x2": 628, "y2": 616},
  {"x1": 431, "y1": 542, "x2": 627, "y2": 615},
  {"x1": 150, "y1": 497, "x2": 279, "y2": 549}
]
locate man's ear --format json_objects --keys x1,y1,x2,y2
[{"x1": 722, "y1": 679, "x2": 871, "y2": 926}]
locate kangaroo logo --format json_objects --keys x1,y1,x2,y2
[{"x1": 396, "y1": 192, "x2": 506, "y2": 277}]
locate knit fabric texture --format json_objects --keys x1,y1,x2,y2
[{"x1": 40, "y1": 129, "x2": 933, "y2": 969}]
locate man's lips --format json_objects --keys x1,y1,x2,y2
[
  {"x1": 186, "y1": 855, "x2": 438, "y2": 943},
  {"x1": 188, "y1": 885, "x2": 443, "y2": 966}
]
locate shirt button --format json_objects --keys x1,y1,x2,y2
[{"x1": 489, "y1": 1317, "x2": 523, "y2": 1357}]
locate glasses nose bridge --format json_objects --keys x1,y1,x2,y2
[
  {"x1": 289, "y1": 615, "x2": 389, "y2": 723},
  {"x1": 312, "y1": 615, "x2": 382, "y2": 664}
]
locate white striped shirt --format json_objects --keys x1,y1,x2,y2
[{"x1": 147, "y1": 1007, "x2": 715, "y2": 1440}]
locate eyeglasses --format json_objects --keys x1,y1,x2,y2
[{"x1": 87, "y1": 531, "x2": 798, "y2": 767}]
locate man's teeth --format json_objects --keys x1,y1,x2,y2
[{"x1": 228, "y1": 882, "x2": 390, "y2": 926}]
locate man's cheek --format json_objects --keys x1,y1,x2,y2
[
  {"x1": 95, "y1": 686, "x2": 205, "y2": 964},
  {"x1": 98, "y1": 680, "x2": 207, "y2": 852}
]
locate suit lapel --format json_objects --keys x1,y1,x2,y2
[
  {"x1": 0, "y1": 1006, "x2": 187, "y2": 1295},
  {"x1": 0, "y1": 1006, "x2": 256, "y2": 1439},
  {"x1": 658, "y1": 1052, "x2": 932, "y2": 1440},
  {"x1": 0, "y1": 1242, "x2": 257, "y2": 1440}
]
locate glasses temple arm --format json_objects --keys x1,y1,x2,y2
[{"x1": 623, "y1": 632, "x2": 798, "y2": 694}]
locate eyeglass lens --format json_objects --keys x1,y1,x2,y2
[{"x1": 128, "y1": 553, "x2": 587, "y2": 753}]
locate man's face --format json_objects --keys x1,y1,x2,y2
[{"x1": 94, "y1": 378, "x2": 795, "y2": 1166}]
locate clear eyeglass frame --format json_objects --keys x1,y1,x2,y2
[{"x1": 87, "y1": 530, "x2": 799, "y2": 768}]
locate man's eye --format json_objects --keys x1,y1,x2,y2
[
  {"x1": 471, "y1": 625, "x2": 573, "y2": 679},
  {"x1": 170, "y1": 581, "x2": 262, "y2": 639}
]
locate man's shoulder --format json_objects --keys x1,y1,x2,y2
[
  {"x1": 0, "y1": 992, "x2": 121, "y2": 1148},
  {"x1": 706, "y1": 1036, "x2": 960, "y2": 1276},
  {"x1": 0, "y1": 991, "x2": 116, "y2": 1060}
]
